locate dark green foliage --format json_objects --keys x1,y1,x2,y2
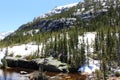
[
  {"x1": 1, "y1": 59, "x2": 7, "y2": 69},
  {"x1": 115, "y1": 71, "x2": 120, "y2": 77},
  {"x1": 43, "y1": 27, "x2": 86, "y2": 69}
]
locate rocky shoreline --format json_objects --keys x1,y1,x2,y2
[
  {"x1": 3, "y1": 57, "x2": 120, "y2": 80},
  {"x1": 1, "y1": 57, "x2": 87, "y2": 80},
  {"x1": 5, "y1": 57, "x2": 69, "y2": 72},
  {"x1": 18, "y1": 71, "x2": 86, "y2": 80}
]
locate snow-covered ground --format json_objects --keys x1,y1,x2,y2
[
  {"x1": 78, "y1": 32, "x2": 96, "y2": 53},
  {"x1": 78, "y1": 32, "x2": 100, "y2": 74},
  {"x1": 0, "y1": 43, "x2": 43, "y2": 64},
  {"x1": 78, "y1": 58, "x2": 100, "y2": 74}
]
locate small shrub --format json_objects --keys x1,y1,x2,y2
[
  {"x1": 89, "y1": 53, "x2": 99, "y2": 60},
  {"x1": 95, "y1": 70, "x2": 103, "y2": 80},
  {"x1": 1, "y1": 59, "x2": 7, "y2": 69},
  {"x1": 8, "y1": 53, "x2": 14, "y2": 57},
  {"x1": 25, "y1": 46, "x2": 28, "y2": 50},
  {"x1": 115, "y1": 71, "x2": 120, "y2": 77},
  {"x1": 37, "y1": 72, "x2": 48, "y2": 80},
  {"x1": 0, "y1": 64, "x2": 2, "y2": 68},
  {"x1": 24, "y1": 55, "x2": 32, "y2": 60},
  {"x1": 24, "y1": 54, "x2": 40, "y2": 60},
  {"x1": 16, "y1": 55, "x2": 22, "y2": 58}
]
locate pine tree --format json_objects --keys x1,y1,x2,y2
[{"x1": 80, "y1": 35, "x2": 86, "y2": 65}]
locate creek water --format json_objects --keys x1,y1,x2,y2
[
  {"x1": 0, "y1": 68, "x2": 33, "y2": 80},
  {"x1": 46, "y1": 72, "x2": 86, "y2": 80},
  {"x1": 0, "y1": 68, "x2": 86, "y2": 80}
]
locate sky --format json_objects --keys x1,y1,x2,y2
[{"x1": 0, "y1": 0, "x2": 82, "y2": 32}]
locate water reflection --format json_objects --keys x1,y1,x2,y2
[
  {"x1": 0, "y1": 68, "x2": 86, "y2": 80},
  {"x1": 0, "y1": 68, "x2": 19, "y2": 80},
  {"x1": 0, "y1": 68, "x2": 33, "y2": 80},
  {"x1": 3, "y1": 69, "x2": 7, "y2": 80},
  {"x1": 46, "y1": 72, "x2": 86, "y2": 80}
]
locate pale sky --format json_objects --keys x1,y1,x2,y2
[{"x1": 0, "y1": 0, "x2": 82, "y2": 32}]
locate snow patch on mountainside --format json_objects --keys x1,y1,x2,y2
[
  {"x1": 50, "y1": 3, "x2": 78, "y2": 14},
  {"x1": 40, "y1": 3, "x2": 78, "y2": 18},
  {"x1": 0, "y1": 31, "x2": 14, "y2": 40},
  {"x1": 78, "y1": 32, "x2": 96, "y2": 53},
  {"x1": 53, "y1": 3, "x2": 78, "y2": 10}
]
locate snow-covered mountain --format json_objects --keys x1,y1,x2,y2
[
  {"x1": 50, "y1": 3, "x2": 78, "y2": 14},
  {"x1": 40, "y1": 3, "x2": 78, "y2": 18},
  {"x1": 39, "y1": 0, "x2": 118, "y2": 19},
  {"x1": 0, "y1": 31, "x2": 14, "y2": 40}
]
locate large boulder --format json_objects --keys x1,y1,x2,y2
[
  {"x1": 6, "y1": 57, "x2": 39, "y2": 70},
  {"x1": 34, "y1": 57, "x2": 68, "y2": 72},
  {"x1": 5, "y1": 57, "x2": 68, "y2": 72}
]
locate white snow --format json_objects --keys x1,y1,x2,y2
[
  {"x1": 54, "y1": 3, "x2": 78, "y2": 10},
  {"x1": 114, "y1": 67, "x2": 120, "y2": 73},
  {"x1": 78, "y1": 65, "x2": 92, "y2": 74},
  {"x1": 0, "y1": 51, "x2": 4, "y2": 62},
  {"x1": 8, "y1": 44, "x2": 42, "y2": 56},
  {"x1": 78, "y1": 32, "x2": 96, "y2": 53},
  {"x1": 0, "y1": 31, "x2": 14, "y2": 40},
  {"x1": 39, "y1": 3, "x2": 78, "y2": 18},
  {"x1": 0, "y1": 43, "x2": 43, "y2": 64},
  {"x1": 78, "y1": 59, "x2": 100, "y2": 74},
  {"x1": 78, "y1": 32, "x2": 100, "y2": 74},
  {"x1": 23, "y1": 29, "x2": 39, "y2": 36},
  {"x1": 50, "y1": 3, "x2": 78, "y2": 14},
  {"x1": 83, "y1": 32, "x2": 96, "y2": 45}
]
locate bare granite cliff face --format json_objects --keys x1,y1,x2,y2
[{"x1": 18, "y1": 18, "x2": 76, "y2": 32}]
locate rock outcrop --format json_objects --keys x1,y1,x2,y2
[
  {"x1": 5, "y1": 57, "x2": 68, "y2": 72},
  {"x1": 18, "y1": 18, "x2": 76, "y2": 32}
]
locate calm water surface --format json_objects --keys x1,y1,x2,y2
[
  {"x1": 0, "y1": 68, "x2": 86, "y2": 80},
  {"x1": 46, "y1": 72, "x2": 86, "y2": 80},
  {"x1": 0, "y1": 68, "x2": 33, "y2": 80}
]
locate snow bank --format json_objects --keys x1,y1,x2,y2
[
  {"x1": 8, "y1": 44, "x2": 43, "y2": 56},
  {"x1": 78, "y1": 32, "x2": 96, "y2": 53},
  {"x1": 0, "y1": 43, "x2": 43, "y2": 64},
  {"x1": 78, "y1": 58, "x2": 100, "y2": 74},
  {"x1": 78, "y1": 32, "x2": 96, "y2": 45},
  {"x1": 77, "y1": 32, "x2": 100, "y2": 74},
  {"x1": 78, "y1": 64, "x2": 100, "y2": 74}
]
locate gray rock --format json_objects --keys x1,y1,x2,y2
[
  {"x1": 18, "y1": 18, "x2": 76, "y2": 32},
  {"x1": 5, "y1": 57, "x2": 68, "y2": 72}
]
